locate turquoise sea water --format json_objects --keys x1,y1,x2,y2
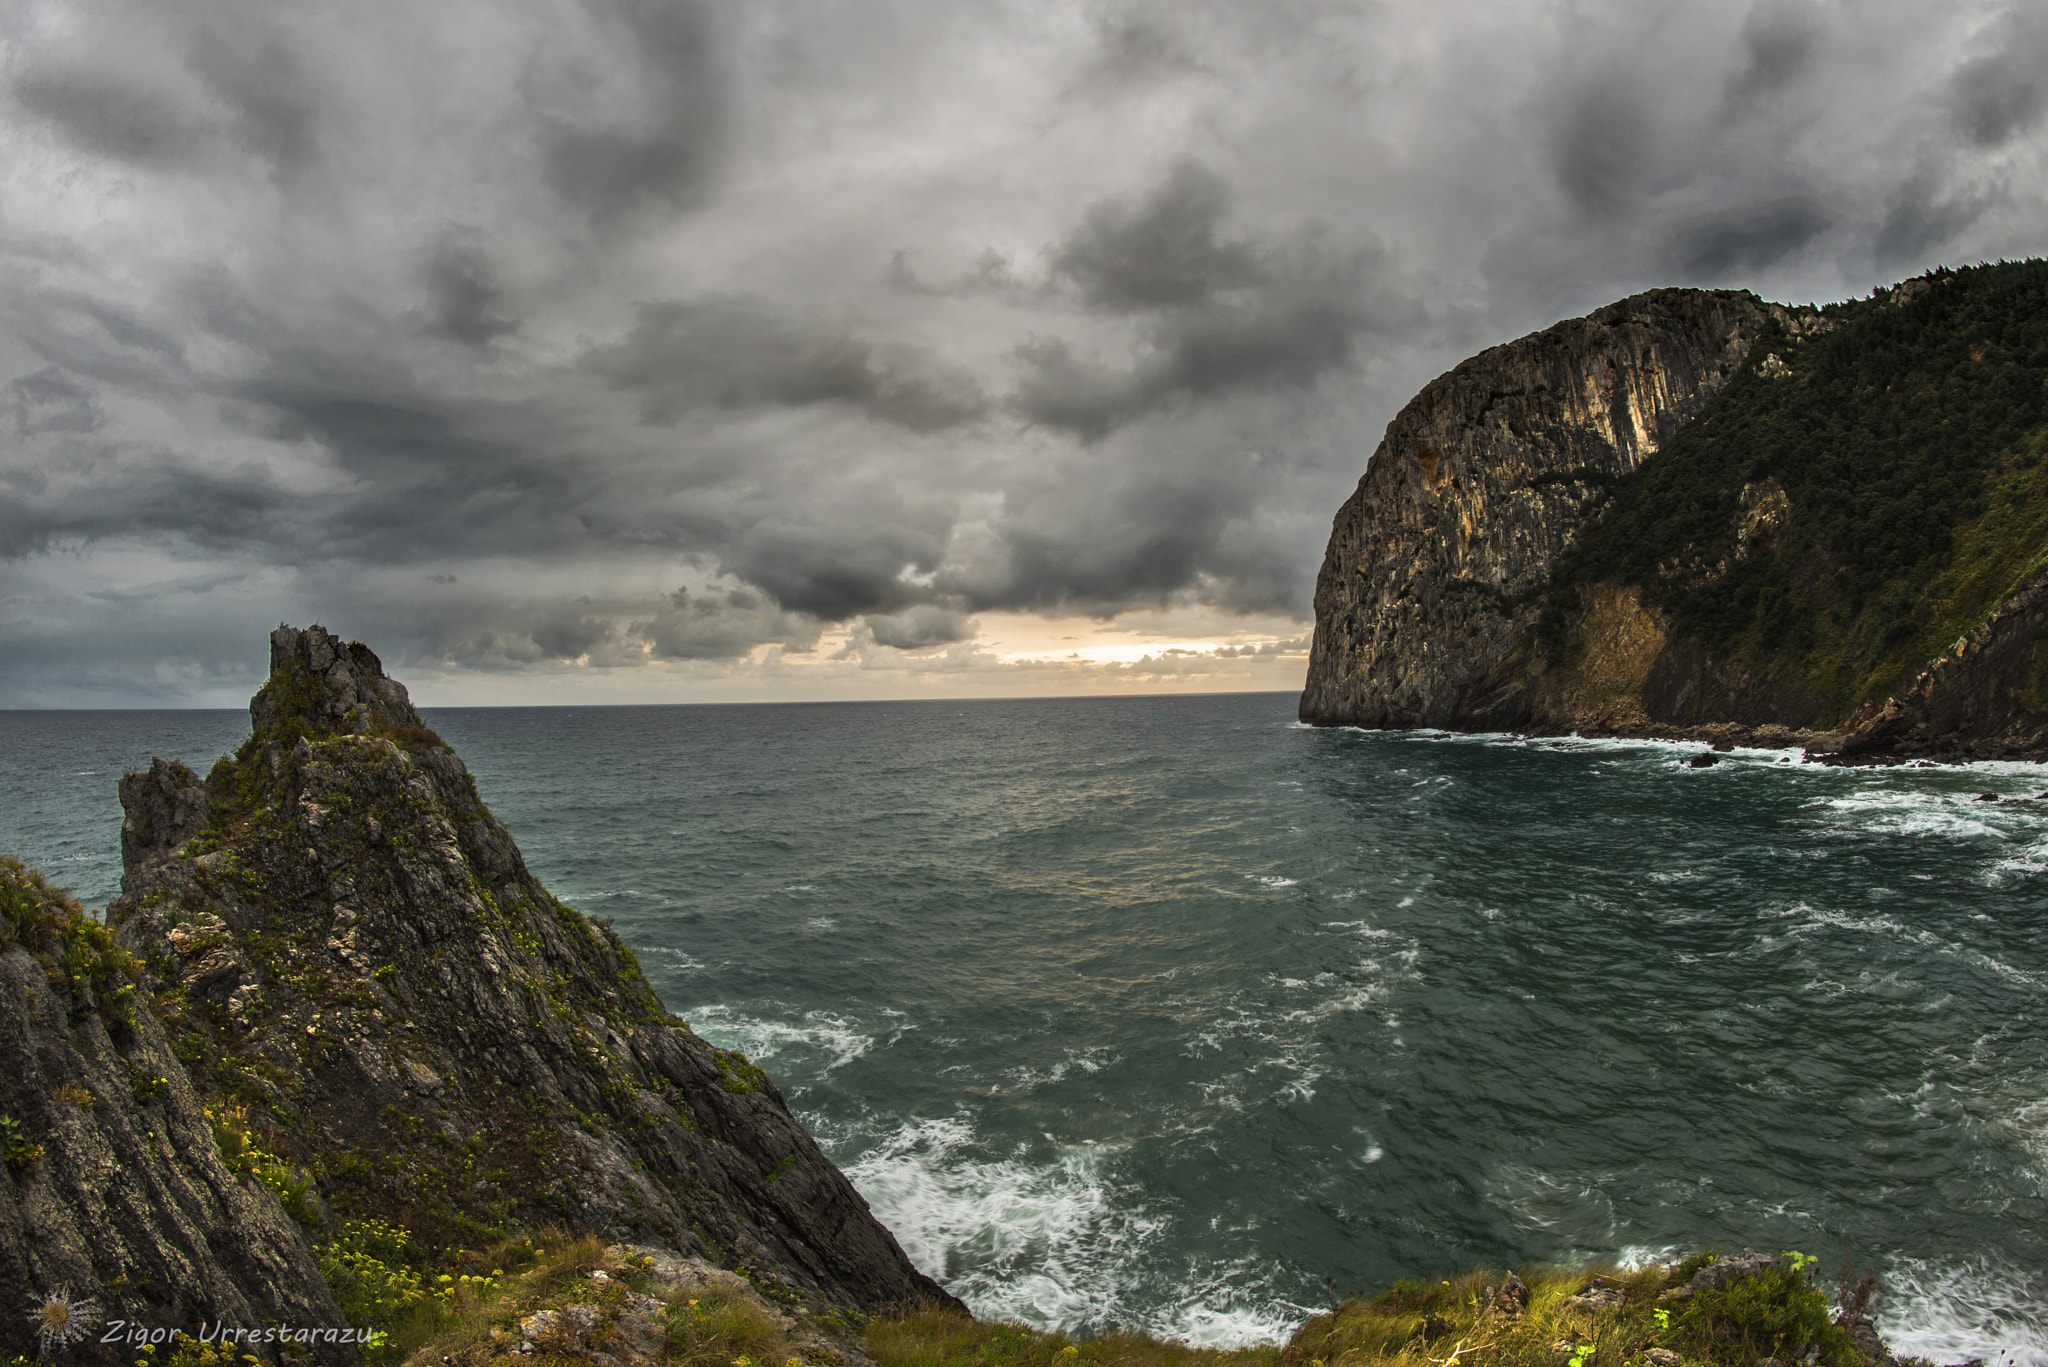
[{"x1": 3, "y1": 694, "x2": 2045, "y2": 1363}]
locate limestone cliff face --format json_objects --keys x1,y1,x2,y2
[
  {"x1": 1300, "y1": 289, "x2": 1798, "y2": 729},
  {"x1": 0, "y1": 858, "x2": 349, "y2": 1367},
  {"x1": 109, "y1": 626, "x2": 959, "y2": 1319}
]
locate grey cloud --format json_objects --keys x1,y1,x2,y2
[
  {"x1": 1673, "y1": 196, "x2": 1831, "y2": 278},
  {"x1": 422, "y1": 232, "x2": 521, "y2": 346},
  {"x1": 1874, "y1": 170, "x2": 1995, "y2": 270},
  {"x1": 243, "y1": 382, "x2": 583, "y2": 563},
  {"x1": 530, "y1": 607, "x2": 618, "y2": 660},
  {"x1": 1950, "y1": 10, "x2": 2048, "y2": 148},
  {"x1": 720, "y1": 518, "x2": 945, "y2": 622},
  {"x1": 1052, "y1": 159, "x2": 1262, "y2": 310},
  {"x1": 0, "y1": 461, "x2": 282, "y2": 560},
  {"x1": 584, "y1": 295, "x2": 988, "y2": 432},
  {"x1": 862, "y1": 604, "x2": 976, "y2": 651},
  {"x1": 632, "y1": 585, "x2": 820, "y2": 659},
  {"x1": 1017, "y1": 235, "x2": 1402, "y2": 440},
  {"x1": 1014, "y1": 161, "x2": 1412, "y2": 440},
  {"x1": 886, "y1": 248, "x2": 1028, "y2": 300},
  {"x1": 1073, "y1": 15, "x2": 1211, "y2": 93},
  {"x1": 1212, "y1": 637, "x2": 1307, "y2": 658},
  {"x1": 940, "y1": 419, "x2": 1317, "y2": 618},
  {"x1": 1722, "y1": 2, "x2": 1821, "y2": 112},
  {"x1": 538, "y1": 0, "x2": 726, "y2": 227},
  {"x1": 14, "y1": 67, "x2": 203, "y2": 165},
  {"x1": 1550, "y1": 77, "x2": 1656, "y2": 220},
  {"x1": 14, "y1": 291, "x2": 189, "y2": 394},
  {"x1": 187, "y1": 27, "x2": 322, "y2": 179},
  {"x1": 10, "y1": 368, "x2": 103, "y2": 436}
]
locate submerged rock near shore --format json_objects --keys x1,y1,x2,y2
[
  {"x1": 0, "y1": 625, "x2": 957, "y2": 1363},
  {"x1": 1302, "y1": 261, "x2": 2048, "y2": 760}
]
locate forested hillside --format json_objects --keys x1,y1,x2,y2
[{"x1": 1538, "y1": 259, "x2": 2048, "y2": 724}]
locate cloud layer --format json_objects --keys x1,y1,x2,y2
[{"x1": 1, "y1": 0, "x2": 2044, "y2": 702}]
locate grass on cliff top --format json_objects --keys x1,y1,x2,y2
[
  {"x1": 342, "y1": 1230, "x2": 807, "y2": 1367},
  {"x1": 864, "y1": 1253, "x2": 1901, "y2": 1367},
  {"x1": 0, "y1": 855, "x2": 145, "y2": 1038}
]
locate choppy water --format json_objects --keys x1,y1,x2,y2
[{"x1": 4, "y1": 695, "x2": 2046, "y2": 1363}]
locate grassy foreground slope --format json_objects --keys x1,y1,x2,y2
[
  {"x1": 1539, "y1": 259, "x2": 2048, "y2": 725},
  {"x1": 292, "y1": 1236, "x2": 1913, "y2": 1367}
]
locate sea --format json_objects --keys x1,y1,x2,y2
[{"x1": 3, "y1": 693, "x2": 2044, "y2": 1364}]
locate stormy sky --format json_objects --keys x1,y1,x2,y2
[{"x1": 3, "y1": 0, "x2": 2044, "y2": 706}]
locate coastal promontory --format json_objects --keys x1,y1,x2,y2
[
  {"x1": 1301, "y1": 260, "x2": 2048, "y2": 759},
  {"x1": 2, "y1": 625, "x2": 958, "y2": 1365}
]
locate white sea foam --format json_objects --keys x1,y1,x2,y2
[
  {"x1": 684, "y1": 1003, "x2": 875, "y2": 1073},
  {"x1": 1882, "y1": 1256, "x2": 2048, "y2": 1367},
  {"x1": 845, "y1": 1113, "x2": 1313, "y2": 1346},
  {"x1": 843, "y1": 1116, "x2": 1163, "y2": 1329}
]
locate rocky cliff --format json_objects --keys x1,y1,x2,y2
[
  {"x1": 1, "y1": 857, "x2": 350, "y2": 1367},
  {"x1": 1299, "y1": 288, "x2": 1800, "y2": 730},
  {"x1": 100, "y1": 626, "x2": 958, "y2": 1328},
  {"x1": 1301, "y1": 262, "x2": 2048, "y2": 760}
]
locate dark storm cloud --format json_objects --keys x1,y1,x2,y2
[
  {"x1": 584, "y1": 296, "x2": 989, "y2": 432},
  {"x1": 242, "y1": 379, "x2": 584, "y2": 562},
  {"x1": 632, "y1": 586, "x2": 820, "y2": 659},
  {"x1": 422, "y1": 232, "x2": 521, "y2": 346},
  {"x1": 528, "y1": 607, "x2": 618, "y2": 661},
  {"x1": 1013, "y1": 281, "x2": 1373, "y2": 440},
  {"x1": 1874, "y1": 170, "x2": 1996, "y2": 270},
  {"x1": 538, "y1": 0, "x2": 727, "y2": 228},
  {"x1": 1673, "y1": 197, "x2": 1832, "y2": 278},
  {"x1": 0, "y1": 461, "x2": 282, "y2": 559},
  {"x1": 1721, "y1": 2, "x2": 1821, "y2": 112},
  {"x1": 955, "y1": 454, "x2": 1297, "y2": 616},
  {"x1": 10, "y1": 369, "x2": 103, "y2": 436},
  {"x1": 1550, "y1": 77, "x2": 1656, "y2": 221},
  {"x1": 13, "y1": 290, "x2": 188, "y2": 394},
  {"x1": 1051, "y1": 159, "x2": 1263, "y2": 309},
  {"x1": 1949, "y1": 10, "x2": 2048, "y2": 148},
  {"x1": 186, "y1": 26, "x2": 323, "y2": 180},
  {"x1": 1017, "y1": 163, "x2": 1411, "y2": 439},
  {"x1": 718, "y1": 518, "x2": 944, "y2": 622},
  {"x1": 862, "y1": 604, "x2": 976, "y2": 651},
  {"x1": 14, "y1": 67, "x2": 203, "y2": 165}
]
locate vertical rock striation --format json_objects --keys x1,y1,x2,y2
[
  {"x1": 0, "y1": 858, "x2": 350, "y2": 1367},
  {"x1": 1300, "y1": 289, "x2": 1793, "y2": 729}
]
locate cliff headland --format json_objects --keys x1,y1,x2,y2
[{"x1": 1302, "y1": 260, "x2": 2048, "y2": 760}]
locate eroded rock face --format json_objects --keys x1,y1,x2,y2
[
  {"x1": 110, "y1": 626, "x2": 959, "y2": 1319},
  {"x1": 1300, "y1": 288, "x2": 1791, "y2": 730},
  {"x1": 1840, "y1": 576, "x2": 2048, "y2": 761},
  {"x1": 0, "y1": 862, "x2": 349, "y2": 1367}
]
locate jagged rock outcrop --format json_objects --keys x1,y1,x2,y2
[
  {"x1": 1300, "y1": 288, "x2": 1800, "y2": 729},
  {"x1": 109, "y1": 626, "x2": 960, "y2": 1320},
  {"x1": 0, "y1": 858, "x2": 350, "y2": 1367}
]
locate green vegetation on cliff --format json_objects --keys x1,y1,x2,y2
[{"x1": 1539, "y1": 259, "x2": 2048, "y2": 721}]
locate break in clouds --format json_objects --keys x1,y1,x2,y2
[{"x1": 2, "y1": 0, "x2": 2045, "y2": 701}]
